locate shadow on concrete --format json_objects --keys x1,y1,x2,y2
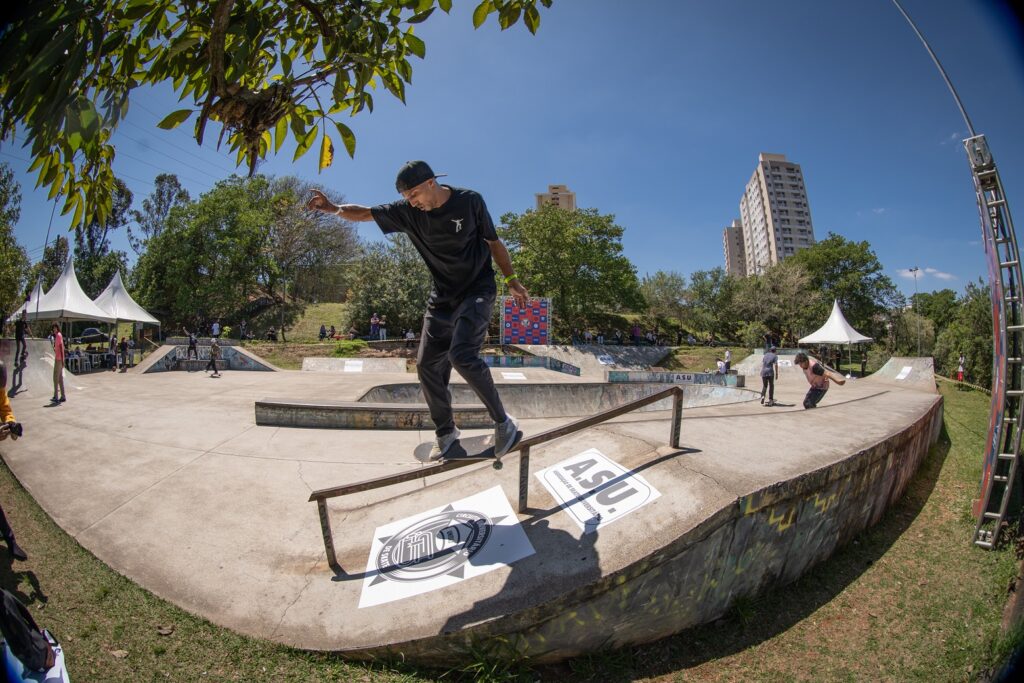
[{"x1": 539, "y1": 428, "x2": 952, "y2": 680}]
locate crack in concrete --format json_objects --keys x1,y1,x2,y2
[{"x1": 270, "y1": 548, "x2": 323, "y2": 639}]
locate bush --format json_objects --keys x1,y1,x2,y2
[{"x1": 330, "y1": 339, "x2": 368, "y2": 357}]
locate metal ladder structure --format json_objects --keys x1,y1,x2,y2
[{"x1": 968, "y1": 134, "x2": 1024, "y2": 549}]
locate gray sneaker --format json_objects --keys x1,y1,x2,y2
[
  {"x1": 429, "y1": 428, "x2": 461, "y2": 461},
  {"x1": 494, "y1": 414, "x2": 521, "y2": 458}
]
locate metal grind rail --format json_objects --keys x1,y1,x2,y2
[{"x1": 308, "y1": 385, "x2": 685, "y2": 570}]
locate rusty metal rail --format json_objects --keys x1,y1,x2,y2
[{"x1": 308, "y1": 385, "x2": 685, "y2": 570}]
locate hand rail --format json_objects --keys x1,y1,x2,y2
[{"x1": 308, "y1": 385, "x2": 685, "y2": 571}]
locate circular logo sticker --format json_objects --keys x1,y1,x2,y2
[{"x1": 376, "y1": 508, "x2": 492, "y2": 583}]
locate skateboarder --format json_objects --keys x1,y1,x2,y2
[
  {"x1": 306, "y1": 161, "x2": 528, "y2": 459},
  {"x1": 13, "y1": 310, "x2": 27, "y2": 366},
  {"x1": 794, "y1": 351, "x2": 845, "y2": 409},
  {"x1": 205, "y1": 338, "x2": 221, "y2": 377}
]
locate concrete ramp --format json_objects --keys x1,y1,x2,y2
[
  {"x1": 142, "y1": 344, "x2": 280, "y2": 372},
  {"x1": 302, "y1": 357, "x2": 408, "y2": 373},
  {"x1": 867, "y1": 356, "x2": 937, "y2": 392},
  {"x1": 1, "y1": 338, "x2": 78, "y2": 400},
  {"x1": 514, "y1": 344, "x2": 671, "y2": 377}
]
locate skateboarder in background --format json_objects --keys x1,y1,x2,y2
[
  {"x1": 14, "y1": 310, "x2": 27, "y2": 366},
  {"x1": 50, "y1": 324, "x2": 66, "y2": 404},
  {"x1": 307, "y1": 160, "x2": 528, "y2": 460},
  {"x1": 205, "y1": 338, "x2": 221, "y2": 377},
  {"x1": 794, "y1": 351, "x2": 846, "y2": 409}
]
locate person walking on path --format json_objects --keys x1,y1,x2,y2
[
  {"x1": 14, "y1": 310, "x2": 27, "y2": 366},
  {"x1": 205, "y1": 338, "x2": 221, "y2": 377},
  {"x1": 49, "y1": 324, "x2": 66, "y2": 403},
  {"x1": 794, "y1": 351, "x2": 845, "y2": 409},
  {"x1": 0, "y1": 360, "x2": 28, "y2": 561},
  {"x1": 307, "y1": 160, "x2": 528, "y2": 459},
  {"x1": 760, "y1": 345, "x2": 779, "y2": 406}
]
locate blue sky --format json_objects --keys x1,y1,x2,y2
[{"x1": 4, "y1": 0, "x2": 1024, "y2": 298}]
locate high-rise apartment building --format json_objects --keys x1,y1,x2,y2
[
  {"x1": 722, "y1": 219, "x2": 747, "y2": 277},
  {"x1": 736, "y1": 153, "x2": 815, "y2": 276},
  {"x1": 535, "y1": 184, "x2": 577, "y2": 211}
]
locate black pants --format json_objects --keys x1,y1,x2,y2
[
  {"x1": 803, "y1": 386, "x2": 828, "y2": 409},
  {"x1": 14, "y1": 337, "x2": 26, "y2": 362},
  {"x1": 205, "y1": 358, "x2": 218, "y2": 373},
  {"x1": 188, "y1": 345, "x2": 198, "y2": 360},
  {"x1": 760, "y1": 375, "x2": 775, "y2": 402},
  {"x1": 0, "y1": 503, "x2": 14, "y2": 543},
  {"x1": 417, "y1": 291, "x2": 505, "y2": 437}
]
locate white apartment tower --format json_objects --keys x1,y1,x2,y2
[
  {"x1": 722, "y1": 219, "x2": 747, "y2": 277},
  {"x1": 535, "y1": 184, "x2": 577, "y2": 211},
  {"x1": 737, "y1": 153, "x2": 816, "y2": 275}
]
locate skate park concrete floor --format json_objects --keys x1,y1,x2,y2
[{"x1": 0, "y1": 338, "x2": 941, "y2": 659}]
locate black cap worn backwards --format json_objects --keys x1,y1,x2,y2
[{"x1": 395, "y1": 160, "x2": 446, "y2": 193}]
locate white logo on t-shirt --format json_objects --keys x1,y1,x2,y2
[{"x1": 452, "y1": 218, "x2": 463, "y2": 232}]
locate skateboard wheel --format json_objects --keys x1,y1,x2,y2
[{"x1": 492, "y1": 461, "x2": 503, "y2": 470}]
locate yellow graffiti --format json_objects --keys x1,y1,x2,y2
[
  {"x1": 767, "y1": 505, "x2": 797, "y2": 532},
  {"x1": 809, "y1": 491, "x2": 839, "y2": 514}
]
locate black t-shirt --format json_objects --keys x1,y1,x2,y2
[
  {"x1": 371, "y1": 186, "x2": 498, "y2": 306},
  {"x1": 14, "y1": 318, "x2": 26, "y2": 339},
  {"x1": 811, "y1": 363, "x2": 825, "y2": 377}
]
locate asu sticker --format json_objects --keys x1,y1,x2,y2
[{"x1": 536, "y1": 449, "x2": 661, "y2": 533}]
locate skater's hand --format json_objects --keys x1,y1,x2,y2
[
  {"x1": 306, "y1": 189, "x2": 337, "y2": 214},
  {"x1": 508, "y1": 279, "x2": 529, "y2": 309}
]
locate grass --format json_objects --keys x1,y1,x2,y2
[
  {"x1": 281, "y1": 302, "x2": 348, "y2": 342},
  {"x1": 660, "y1": 345, "x2": 743, "y2": 372},
  {"x1": 0, "y1": 384, "x2": 1021, "y2": 681}
]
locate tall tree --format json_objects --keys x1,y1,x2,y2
[
  {"x1": 788, "y1": 232, "x2": 899, "y2": 338},
  {"x1": 499, "y1": 205, "x2": 645, "y2": 334},
  {"x1": 132, "y1": 176, "x2": 277, "y2": 329},
  {"x1": 911, "y1": 288, "x2": 960, "y2": 338},
  {"x1": 733, "y1": 259, "x2": 819, "y2": 343},
  {"x1": 640, "y1": 270, "x2": 687, "y2": 326},
  {"x1": 934, "y1": 280, "x2": 993, "y2": 386},
  {"x1": 0, "y1": 163, "x2": 29, "y2": 325},
  {"x1": 0, "y1": 0, "x2": 552, "y2": 228},
  {"x1": 346, "y1": 235, "x2": 433, "y2": 336},
  {"x1": 685, "y1": 267, "x2": 737, "y2": 341},
  {"x1": 129, "y1": 174, "x2": 190, "y2": 255},
  {"x1": 74, "y1": 178, "x2": 132, "y2": 297}
]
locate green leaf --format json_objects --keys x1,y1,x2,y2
[
  {"x1": 334, "y1": 121, "x2": 356, "y2": 158},
  {"x1": 274, "y1": 115, "x2": 288, "y2": 153},
  {"x1": 472, "y1": 2, "x2": 492, "y2": 28},
  {"x1": 405, "y1": 32, "x2": 425, "y2": 58},
  {"x1": 156, "y1": 109, "x2": 193, "y2": 130},
  {"x1": 407, "y1": 8, "x2": 435, "y2": 24},
  {"x1": 498, "y1": 6, "x2": 521, "y2": 30},
  {"x1": 293, "y1": 124, "x2": 318, "y2": 162},
  {"x1": 524, "y1": 6, "x2": 540, "y2": 34},
  {"x1": 438, "y1": 0, "x2": 453, "y2": 12}
]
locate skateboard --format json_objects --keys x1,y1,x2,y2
[{"x1": 413, "y1": 431, "x2": 524, "y2": 470}]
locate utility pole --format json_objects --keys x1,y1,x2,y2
[{"x1": 908, "y1": 266, "x2": 921, "y2": 356}]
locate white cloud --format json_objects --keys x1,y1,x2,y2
[
  {"x1": 897, "y1": 267, "x2": 957, "y2": 281},
  {"x1": 940, "y1": 131, "x2": 962, "y2": 145}
]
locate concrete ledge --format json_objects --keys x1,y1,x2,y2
[
  {"x1": 256, "y1": 398, "x2": 489, "y2": 430},
  {"x1": 301, "y1": 357, "x2": 409, "y2": 373}
]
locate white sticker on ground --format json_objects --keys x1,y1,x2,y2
[
  {"x1": 344, "y1": 359, "x2": 364, "y2": 373},
  {"x1": 597, "y1": 355, "x2": 615, "y2": 365},
  {"x1": 778, "y1": 359, "x2": 793, "y2": 367},
  {"x1": 535, "y1": 449, "x2": 661, "y2": 533},
  {"x1": 895, "y1": 366, "x2": 913, "y2": 380},
  {"x1": 501, "y1": 371, "x2": 527, "y2": 380},
  {"x1": 358, "y1": 486, "x2": 534, "y2": 608}
]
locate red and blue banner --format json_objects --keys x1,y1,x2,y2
[{"x1": 502, "y1": 297, "x2": 551, "y2": 345}]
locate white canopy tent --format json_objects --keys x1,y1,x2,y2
[
  {"x1": 799, "y1": 300, "x2": 872, "y2": 345},
  {"x1": 93, "y1": 271, "x2": 159, "y2": 325},
  {"x1": 22, "y1": 256, "x2": 115, "y2": 323},
  {"x1": 4, "y1": 279, "x2": 46, "y2": 323}
]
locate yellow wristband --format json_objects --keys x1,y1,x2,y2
[{"x1": 503, "y1": 273, "x2": 518, "y2": 284}]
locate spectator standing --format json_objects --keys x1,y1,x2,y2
[
  {"x1": 108, "y1": 332, "x2": 118, "y2": 370},
  {"x1": 183, "y1": 328, "x2": 199, "y2": 360},
  {"x1": 14, "y1": 310, "x2": 27, "y2": 366},
  {"x1": 597, "y1": 330, "x2": 605, "y2": 345},
  {"x1": 127, "y1": 337, "x2": 135, "y2": 367},
  {"x1": 206, "y1": 338, "x2": 222, "y2": 377},
  {"x1": 760, "y1": 346, "x2": 779, "y2": 406},
  {"x1": 50, "y1": 324, "x2": 66, "y2": 403},
  {"x1": 379, "y1": 314, "x2": 388, "y2": 340},
  {"x1": 267, "y1": 326, "x2": 277, "y2": 341},
  {"x1": 239, "y1": 319, "x2": 247, "y2": 340},
  {"x1": 958, "y1": 353, "x2": 966, "y2": 385},
  {"x1": 584, "y1": 329, "x2": 593, "y2": 344},
  {"x1": 118, "y1": 337, "x2": 128, "y2": 371},
  {"x1": 0, "y1": 361, "x2": 27, "y2": 560},
  {"x1": 724, "y1": 348, "x2": 732, "y2": 373},
  {"x1": 369, "y1": 313, "x2": 380, "y2": 339},
  {"x1": 211, "y1": 319, "x2": 221, "y2": 338},
  {"x1": 405, "y1": 329, "x2": 416, "y2": 348},
  {"x1": 631, "y1": 323, "x2": 641, "y2": 345},
  {"x1": 319, "y1": 324, "x2": 327, "y2": 341},
  {"x1": 716, "y1": 358, "x2": 726, "y2": 374},
  {"x1": 794, "y1": 351, "x2": 846, "y2": 409}
]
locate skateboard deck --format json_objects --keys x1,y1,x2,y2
[{"x1": 414, "y1": 431, "x2": 524, "y2": 469}]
